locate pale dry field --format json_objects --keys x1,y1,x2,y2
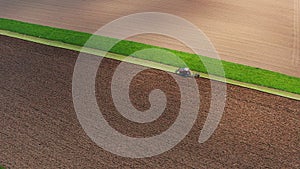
[{"x1": 0, "y1": 0, "x2": 299, "y2": 77}]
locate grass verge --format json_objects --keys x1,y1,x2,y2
[{"x1": 0, "y1": 18, "x2": 299, "y2": 95}]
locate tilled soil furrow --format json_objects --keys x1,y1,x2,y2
[{"x1": 0, "y1": 35, "x2": 299, "y2": 168}]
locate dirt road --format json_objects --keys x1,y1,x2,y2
[
  {"x1": 0, "y1": 0, "x2": 299, "y2": 77},
  {"x1": 0, "y1": 35, "x2": 299, "y2": 168}
]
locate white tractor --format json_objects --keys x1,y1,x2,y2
[{"x1": 175, "y1": 67, "x2": 200, "y2": 78}]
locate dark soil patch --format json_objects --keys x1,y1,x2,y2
[{"x1": 0, "y1": 35, "x2": 299, "y2": 168}]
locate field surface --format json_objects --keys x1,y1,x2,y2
[
  {"x1": 0, "y1": 0, "x2": 299, "y2": 77},
  {"x1": 1, "y1": 35, "x2": 299, "y2": 168}
]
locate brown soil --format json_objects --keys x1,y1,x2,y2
[
  {"x1": 0, "y1": 35, "x2": 299, "y2": 168},
  {"x1": 0, "y1": 0, "x2": 299, "y2": 77}
]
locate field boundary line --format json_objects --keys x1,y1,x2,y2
[{"x1": 0, "y1": 29, "x2": 299, "y2": 101}]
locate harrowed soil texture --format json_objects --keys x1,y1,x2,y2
[{"x1": 0, "y1": 35, "x2": 299, "y2": 168}]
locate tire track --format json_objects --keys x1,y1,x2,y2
[{"x1": 294, "y1": 0, "x2": 300, "y2": 66}]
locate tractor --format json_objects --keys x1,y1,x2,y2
[{"x1": 175, "y1": 67, "x2": 200, "y2": 78}]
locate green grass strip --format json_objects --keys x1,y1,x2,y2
[
  {"x1": 1, "y1": 30, "x2": 299, "y2": 100},
  {"x1": 1, "y1": 18, "x2": 300, "y2": 95}
]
